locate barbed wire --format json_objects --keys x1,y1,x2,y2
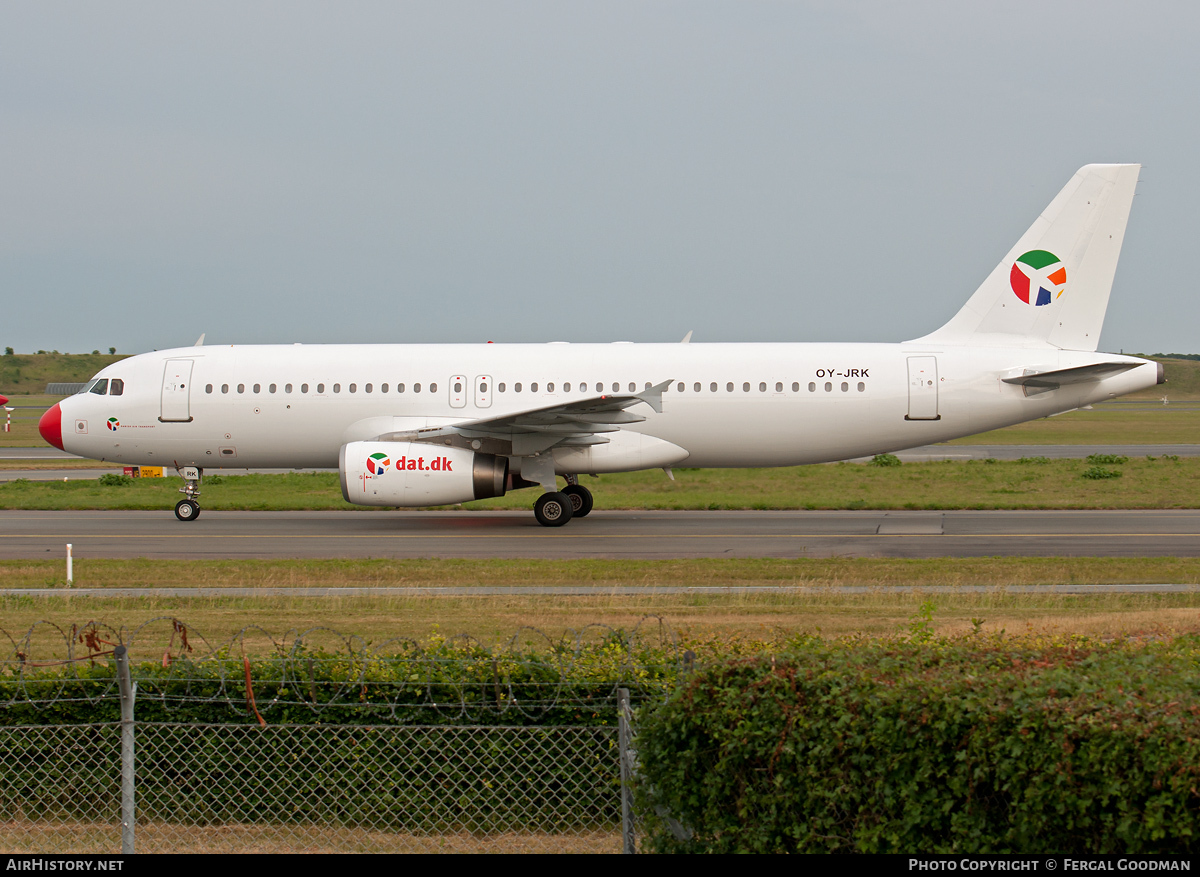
[{"x1": 0, "y1": 616, "x2": 687, "y2": 721}]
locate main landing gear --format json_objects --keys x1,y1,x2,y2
[
  {"x1": 174, "y1": 466, "x2": 203, "y2": 522},
  {"x1": 532, "y1": 476, "x2": 593, "y2": 527}
]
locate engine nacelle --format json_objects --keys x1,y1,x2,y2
[{"x1": 340, "y1": 441, "x2": 508, "y2": 507}]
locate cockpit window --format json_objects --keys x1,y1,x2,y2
[
  {"x1": 109, "y1": 379, "x2": 124, "y2": 396},
  {"x1": 88, "y1": 379, "x2": 109, "y2": 396},
  {"x1": 77, "y1": 379, "x2": 101, "y2": 395}
]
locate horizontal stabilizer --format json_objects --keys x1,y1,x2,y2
[{"x1": 1002, "y1": 361, "x2": 1137, "y2": 391}]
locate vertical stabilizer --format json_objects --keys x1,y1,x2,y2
[{"x1": 913, "y1": 164, "x2": 1139, "y2": 351}]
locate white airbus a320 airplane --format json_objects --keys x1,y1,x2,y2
[{"x1": 40, "y1": 164, "x2": 1163, "y2": 526}]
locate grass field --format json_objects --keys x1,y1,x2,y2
[
  {"x1": 3, "y1": 557, "x2": 1200, "y2": 653},
  {"x1": 2, "y1": 454, "x2": 1198, "y2": 510},
  {"x1": 946, "y1": 403, "x2": 1200, "y2": 444},
  {"x1": 4, "y1": 587, "x2": 1199, "y2": 655}
]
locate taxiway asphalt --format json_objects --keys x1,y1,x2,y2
[{"x1": 3, "y1": 509, "x2": 1200, "y2": 560}]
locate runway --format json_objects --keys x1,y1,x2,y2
[{"x1": 3, "y1": 509, "x2": 1200, "y2": 559}]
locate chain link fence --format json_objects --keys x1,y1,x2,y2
[{"x1": 0, "y1": 619, "x2": 677, "y2": 854}]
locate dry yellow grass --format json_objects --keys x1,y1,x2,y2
[{"x1": 3, "y1": 589, "x2": 1199, "y2": 659}]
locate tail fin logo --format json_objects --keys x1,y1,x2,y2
[{"x1": 1010, "y1": 250, "x2": 1067, "y2": 306}]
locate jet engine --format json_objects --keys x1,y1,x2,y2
[{"x1": 340, "y1": 441, "x2": 508, "y2": 507}]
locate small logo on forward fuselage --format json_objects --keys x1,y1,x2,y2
[
  {"x1": 1010, "y1": 250, "x2": 1066, "y2": 306},
  {"x1": 106, "y1": 417, "x2": 120, "y2": 431}
]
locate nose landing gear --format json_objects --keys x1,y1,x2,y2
[{"x1": 173, "y1": 465, "x2": 203, "y2": 521}]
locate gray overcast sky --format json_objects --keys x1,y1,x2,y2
[{"x1": 2, "y1": 1, "x2": 1196, "y2": 354}]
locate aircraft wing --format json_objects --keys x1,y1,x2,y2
[
  {"x1": 1002, "y1": 362, "x2": 1138, "y2": 391},
  {"x1": 376, "y1": 379, "x2": 672, "y2": 456}
]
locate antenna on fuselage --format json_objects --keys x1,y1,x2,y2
[{"x1": 193, "y1": 334, "x2": 205, "y2": 347}]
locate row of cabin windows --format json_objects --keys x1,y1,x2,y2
[
  {"x1": 203, "y1": 379, "x2": 868, "y2": 396},
  {"x1": 205, "y1": 382, "x2": 439, "y2": 395}
]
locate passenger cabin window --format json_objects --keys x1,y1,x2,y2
[
  {"x1": 285, "y1": 384, "x2": 293, "y2": 393},
  {"x1": 429, "y1": 383, "x2": 437, "y2": 393},
  {"x1": 333, "y1": 384, "x2": 341, "y2": 393},
  {"x1": 381, "y1": 383, "x2": 388, "y2": 393},
  {"x1": 776, "y1": 382, "x2": 783, "y2": 392},
  {"x1": 613, "y1": 383, "x2": 620, "y2": 392},
  {"x1": 397, "y1": 383, "x2": 405, "y2": 393},
  {"x1": 253, "y1": 384, "x2": 261, "y2": 394},
  {"x1": 269, "y1": 384, "x2": 277, "y2": 393},
  {"x1": 237, "y1": 384, "x2": 245, "y2": 394},
  {"x1": 414, "y1": 383, "x2": 421, "y2": 393},
  {"x1": 514, "y1": 383, "x2": 522, "y2": 393},
  {"x1": 205, "y1": 384, "x2": 213, "y2": 394},
  {"x1": 498, "y1": 383, "x2": 506, "y2": 393},
  {"x1": 547, "y1": 383, "x2": 555, "y2": 392},
  {"x1": 808, "y1": 382, "x2": 816, "y2": 392},
  {"x1": 759, "y1": 382, "x2": 767, "y2": 392},
  {"x1": 596, "y1": 382, "x2": 603, "y2": 393},
  {"x1": 365, "y1": 383, "x2": 372, "y2": 393},
  {"x1": 110, "y1": 379, "x2": 124, "y2": 396},
  {"x1": 792, "y1": 382, "x2": 799, "y2": 392},
  {"x1": 530, "y1": 383, "x2": 538, "y2": 393},
  {"x1": 825, "y1": 382, "x2": 832, "y2": 392},
  {"x1": 711, "y1": 382, "x2": 717, "y2": 392},
  {"x1": 222, "y1": 384, "x2": 229, "y2": 394},
  {"x1": 89, "y1": 379, "x2": 108, "y2": 395},
  {"x1": 301, "y1": 384, "x2": 309, "y2": 393},
  {"x1": 628, "y1": 382, "x2": 635, "y2": 392},
  {"x1": 841, "y1": 382, "x2": 849, "y2": 392},
  {"x1": 858, "y1": 382, "x2": 866, "y2": 392},
  {"x1": 726, "y1": 382, "x2": 734, "y2": 392},
  {"x1": 563, "y1": 382, "x2": 570, "y2": 392},
  {"x1": 349, "y1": 383, "x2": 356, "y2": 393},
  {"x1": 677, "y1": 382, "x2": 685, "y2": 392},
  {"x1": 317, "y1": 383, "x2": 324, "y2": 393},
  {"x1": 743, "y1": 382, "x2": 750, "y2": 393}
]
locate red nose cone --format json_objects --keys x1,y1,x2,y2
[
  {"x1": 39, "y1": 403, "x2": 64, "y2": 450},
  {"x1": 0, "y1": 395, "x2": 8, "y2": 406}
]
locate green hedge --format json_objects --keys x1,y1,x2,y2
[
  {"x1": 634, "y1": 636, "x2": 1200, "y2": 853},
  {"x1": 0, "y1": 635, "x2": 678, "y2": 726}
]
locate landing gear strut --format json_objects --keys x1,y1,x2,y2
[{"x1": 174, "y1": 465, "x2": 203, "y2": 522}]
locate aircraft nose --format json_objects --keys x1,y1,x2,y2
[
  {"x1": 0, "y1": 394, "x2": 8, "y2": 406},
  {"x1": 39, "y1": 403, "x2": 64, "y2": 450}
]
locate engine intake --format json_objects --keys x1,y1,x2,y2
[{"x1": 340, "y1": 441, "x2": 508, "y2": 507}]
